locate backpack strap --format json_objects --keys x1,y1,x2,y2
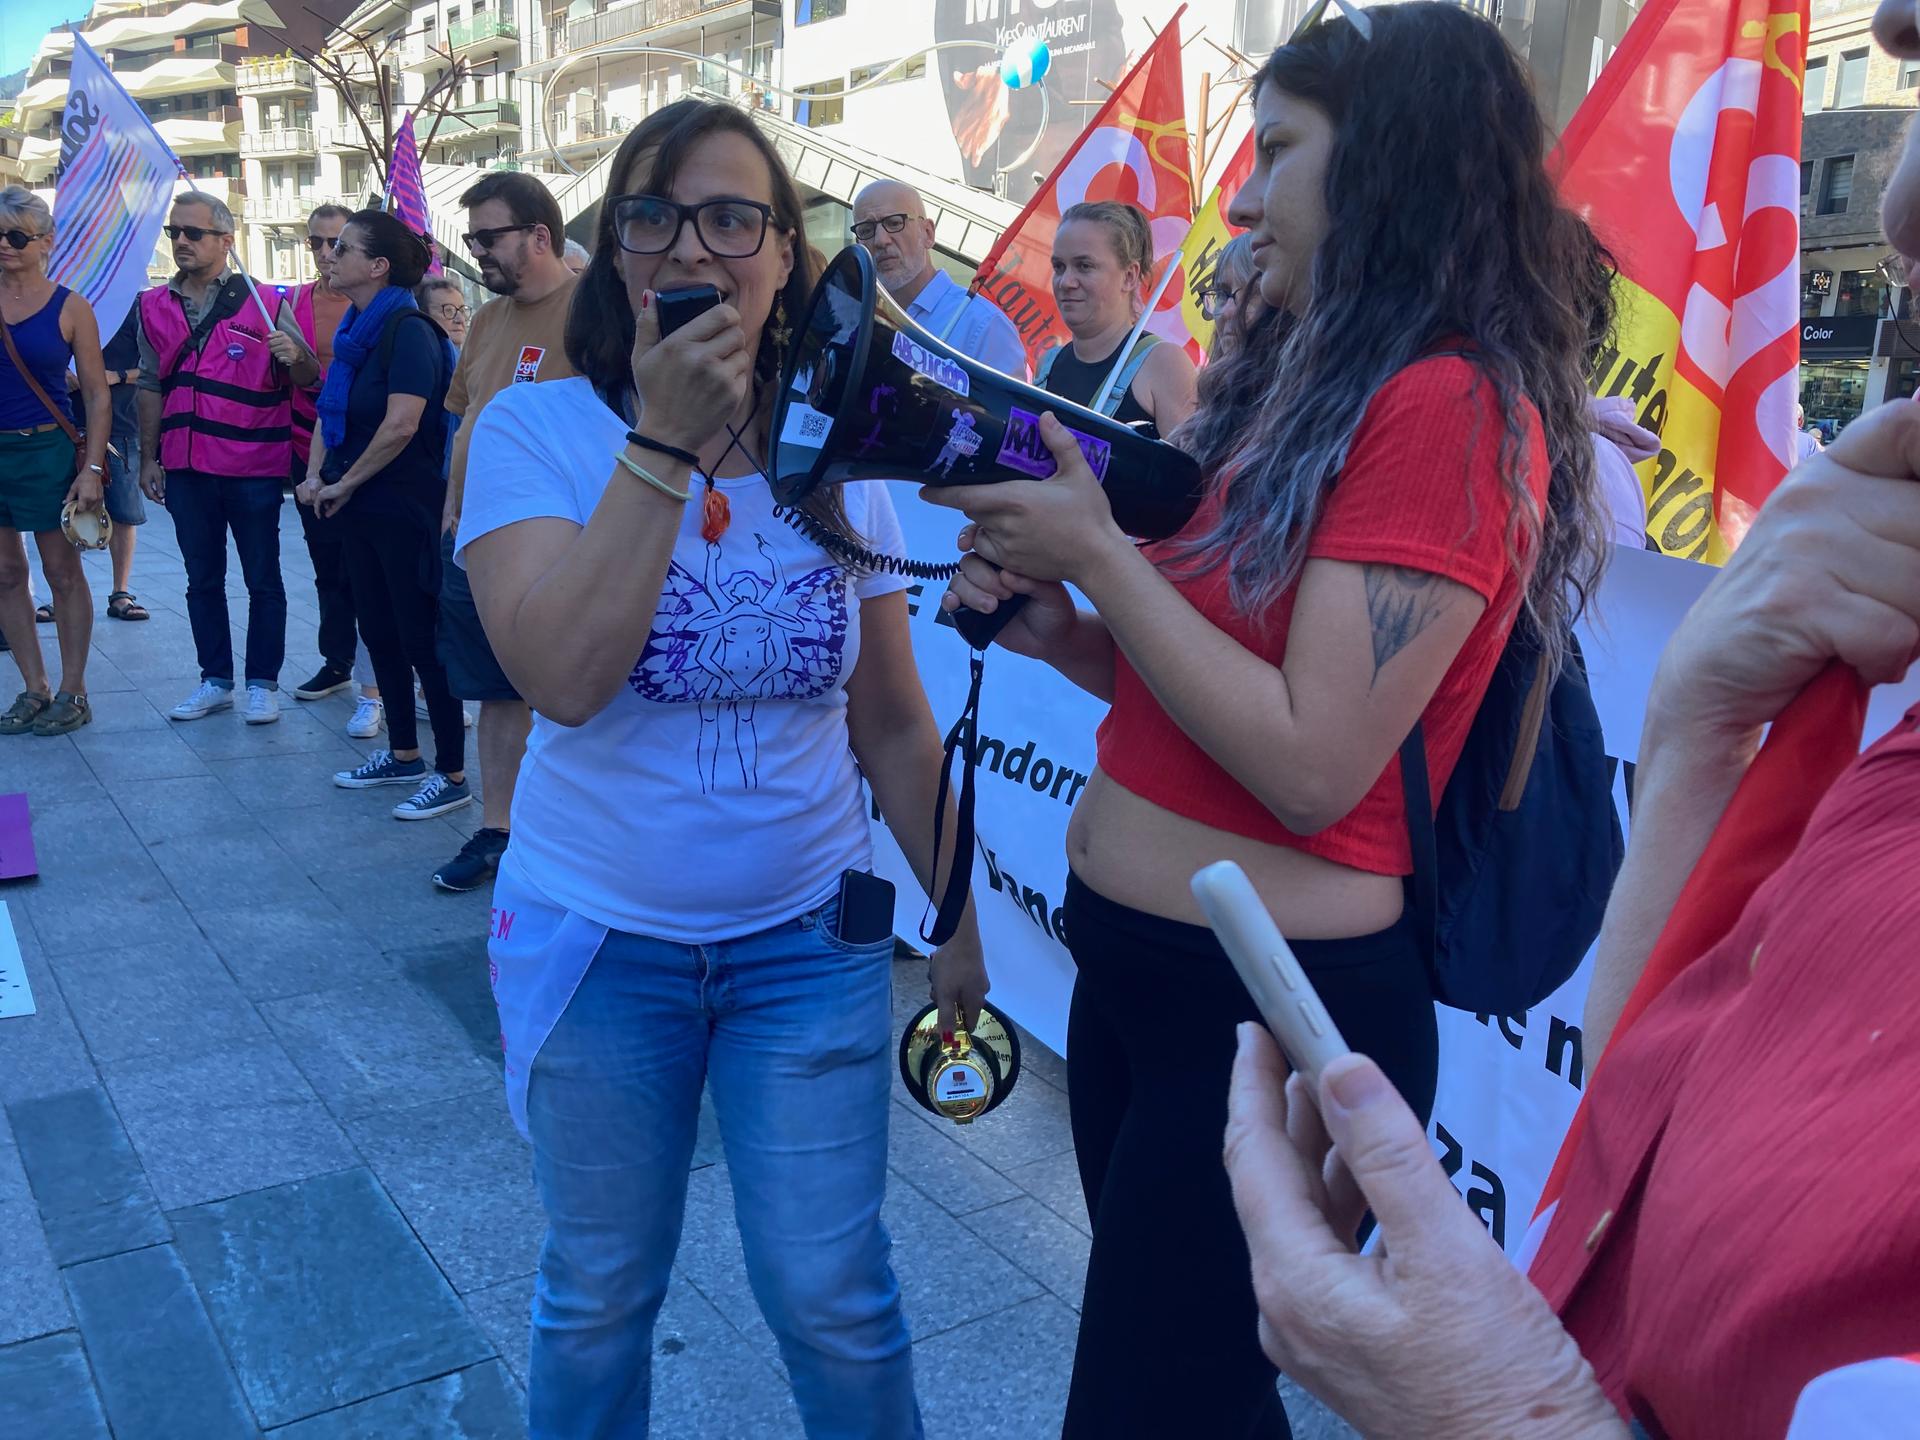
[
  {"x1": 1099, "y1": 331, "x2": 1160, "y2": 417},
  {"x1": 1399, "y1": 723, "x2": 1439, "y2": 970}
]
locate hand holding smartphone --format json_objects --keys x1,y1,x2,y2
[{"x1": 1190, "y1": 861, "x2": 1351, "y2": 1086}]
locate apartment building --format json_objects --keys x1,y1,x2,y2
[{"x1": 1798, "y1": 0, "x2": 1920, "y2": 432}]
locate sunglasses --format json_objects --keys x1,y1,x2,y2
[
  {"x1": 164, "y1": 224, "x2": 230, "y2": 242},
  {"x1": 463, "y1": 223, "x2": 534, "y2": 254},
  {"x1": 2, "y1": 229, "x2": 46, "y2": 250},
  {"x1": 1289, "y1": 0, "x2": 1373, "y2": 42},
  {"x1": 306, "y1": 234, "x2": 339, "y2": 252},
  {"x1": 329, "y1": 237, "x2": 362, "y2": 257},
  {"x1": 851, "y1": 212, "x2": 919, "y2": 244}
]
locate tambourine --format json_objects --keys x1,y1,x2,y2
[
  {"x1": 899, "y1": 1002, "x2": 1022, "y2": 1125},
  {"x1": 61, "y1": 500, "x2": 112, "y2": 551}
]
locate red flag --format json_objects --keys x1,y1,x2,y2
[
  {"x1": 1553, "y1": 0, "x2": 1808, "y2": 560},
  {"x1": 385, "y1": 112, "x2": 442, "y2": 275},
  {"x1": 968, "y1": 11, "x2": 1194, "y2": 374}
]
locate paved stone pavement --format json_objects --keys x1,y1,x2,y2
[{"x1": 0, "y1": 501, "x2": 1354, "y2": 1438}]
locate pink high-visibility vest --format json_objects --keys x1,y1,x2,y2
[{"x1": 139, "y1": 279, "x2": 291, "y2": 477}]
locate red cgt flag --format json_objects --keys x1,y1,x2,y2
[
  {"x1": 968, "y1": 9, "x2": 1194, "y2": 375},
  {"x1": 1554, "y1": 0, "x2": 1809, "y2": 560}
]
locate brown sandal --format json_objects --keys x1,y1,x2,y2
[
  {"x1": 32, "y1": 691, "x2": 90, "y2": 736},
  {"x1": 0, "y1": 692, "x2": 51, "y2": 736}
]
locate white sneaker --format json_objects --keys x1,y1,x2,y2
[
  {"x1": 170, "y1": 680, "x2": 233, "y2": 721},
  {"x1": 346, "y1": 696, "x2": 385, "y2": 740},
  {"x1": 241, "y1": 686, "x2": 279, "y2": 725}
]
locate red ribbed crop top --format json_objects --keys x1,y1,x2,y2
[{"x1": 1094, "y1": 356, "x2": 1548, "y2": 876}]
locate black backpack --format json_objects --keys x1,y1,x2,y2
[{"x1": 1400, "y1": 620, "x2": 1623, "y2": 1014}]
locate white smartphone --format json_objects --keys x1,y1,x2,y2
[{"x1": 1190, "y1": 860, "x2": 1351, "y2": 1085}]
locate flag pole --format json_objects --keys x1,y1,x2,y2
[{"x1": 1091, "y1": 250, "x2": 1183, "y2": 414}]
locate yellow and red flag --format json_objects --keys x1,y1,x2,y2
[
  {"x1": 1175, "y1": 129, "x2": 1256, "y2": 357},
  {"x1": 969, "y1": 10, "x2": 1194, "y2": 374},
  {"x1": 1555, "y1": 0, "x2": 1809, "y2": 560}
]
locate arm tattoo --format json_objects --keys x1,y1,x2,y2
[{"x1": 1363, "y1": 564, "x2": 1449, "y2": 688}]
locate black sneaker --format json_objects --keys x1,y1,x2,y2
[
  {"x1": 433, "y1": 827, "x2": 509, "y2": 892},
  {"x1": 293, "y1": 664, "x2": 354, "y2": 701}
]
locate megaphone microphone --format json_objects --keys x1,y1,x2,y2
[{"x1": 770, "y1": 246, "x2": 1203, "y2": 647}]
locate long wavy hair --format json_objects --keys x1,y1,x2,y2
[
  {"x1": 1168, "y1": 3, "x2": 1614, "y2": 669},
  {"x1": 566, "y1": 98, "x2": 850, "y2": 537}
]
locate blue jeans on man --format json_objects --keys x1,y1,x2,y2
[
  {"x1": 524, "y1": 899, "x2": 921, "y2": 1439},
  {"x1": 165, "y1": 471, "x2": 285, "y2": 688}
]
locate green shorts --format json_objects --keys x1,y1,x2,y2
[{"x1": 0, "y1": 428, "x2": 76, "y2": 535}]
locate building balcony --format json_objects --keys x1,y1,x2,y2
[
  {"x1": 117, "y1": 51, "x2": 239, "y2": 101},
  {"x1": 399, "y1": 33, "x2": 449, "y2": 71},
  {"x1": 450, "y1": 16, "x2": 519, "y2": 62},
  {"x1": 154, "y1": 105, "x2": 242, "y2": 156},
  {"x1": 85, "y1": 1, "x2": 251, "y2": 54},
  {"x1": 242, "y1": 193, "x2": 349, "y2": 225},
  {"x1": 317, "y1": 123, "x2": 372, "y2": 152},
  {"x1": 526, "y1": 0, "x2": 777, "y2": 67},
  {"x1": 237, "y1": 57, "x2": 315, "y2": 95},
  {"x1": 239, "y1": 126, "x2": 315, "y2": 157},
  {"x1": 425, "y1": 99, "x2": 521, "y2": 144},
  {"x1": 17, "y1": 133, "x2": 61, "y2": 182},
  {"x1": 16, "y1": 74, "x2": 69, "y2": 117}
]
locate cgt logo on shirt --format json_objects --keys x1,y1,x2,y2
[{"x1": 513, "y1": 345, "x2": 545, "y2": 383}]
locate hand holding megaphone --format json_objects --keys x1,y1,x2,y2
[{"x1": 940, "y1": 548, "x2": 1079, "y2": 660}]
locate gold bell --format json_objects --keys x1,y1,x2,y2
[{"x1": 898, "y1": 1002, "x2": 1022, "y2": 1125}]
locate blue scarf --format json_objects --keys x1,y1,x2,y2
[{"x1": 315, "y1": 284, "x2": 415, "y2": 451}]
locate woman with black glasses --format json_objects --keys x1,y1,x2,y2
[
  {"x1": 415, "y1": 276, "x2": 469, "y2": 349},
  {"x1": 458, "y1": 99, "x2": 987, "y2": 1437}
]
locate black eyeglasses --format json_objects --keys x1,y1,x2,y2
[
  {"x1": 463, "y1": 223, "x2": 535, "y2": 254},
  {"x1": 435, "y1": 302, "x2": 470, "y2": 322},
  {"x1": 164, "y1": 224, "x2": 230, "y2": 242},
  {"x1": 1289, "y1": 0, "x2": 1373, "y2": 43},
  {"x1": 1198, "y1": 285, "x2": 1239, "y2": 322},
  {"x1": 2, "y1": 229, "x2": 46, "y2": 250},
  {"x1": 306, "y1": 235, "x2": 337, "y2": 252},
  {"x1": 610, "y1": 195, "x2": 776, "y2": 259},
  {"x1": 851, "y1": 212, "x2": 918, "y2": 244}
]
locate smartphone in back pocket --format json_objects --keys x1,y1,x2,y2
[{"x1": 836, "y1": 870, "x2": 896, "y2": 946}]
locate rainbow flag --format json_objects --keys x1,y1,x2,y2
[
  {"x1": 384, "y1": 112, "x2": 441, "y2": 274},
  {"x1": 47, "y1": 36, "x2": 186, "y2": 343}
]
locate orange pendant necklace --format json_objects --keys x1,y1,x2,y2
[{"x1": 701, "y1": 479, "x2": 731, "y2": 542}]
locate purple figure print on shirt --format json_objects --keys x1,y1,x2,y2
[{"x1": 631, "y1": 532, "x2": 847, "y2": 792}]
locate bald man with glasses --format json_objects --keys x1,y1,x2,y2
[{"x1": 851, "y1": 179, "x2": 1028, "y2": 379}]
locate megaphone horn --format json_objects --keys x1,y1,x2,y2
[{"x1": 772, "y1": 246, "x2": 1204, "y2": 645}]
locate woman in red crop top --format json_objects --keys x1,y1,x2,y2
[{"x1": 928, "y1": 6, "x2": 1617, "y2": 1436}]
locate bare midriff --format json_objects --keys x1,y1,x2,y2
[{"x1": 1065, "y1": 768, "x2": 1405, "y2": 938}]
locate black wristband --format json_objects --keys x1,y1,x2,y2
[{"x1": 626, "y1": 431, "x2": 699, "y2": 468}]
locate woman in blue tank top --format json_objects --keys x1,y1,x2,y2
[{"x1": 0, "y1": 185, "x2": 110, "y2": 736}]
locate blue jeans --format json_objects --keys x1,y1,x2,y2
[
  {"x1": 525, "y1": 899, "x2": 921, "y2": 1440},
  {"x1": 165, "y1": 471, "x2": 285, "y2": 688}
]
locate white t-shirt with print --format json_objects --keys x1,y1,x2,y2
[{"x1": 457, "y1": 376, "x2": 909, "y2": 943}]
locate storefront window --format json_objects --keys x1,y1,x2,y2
[
  {"x1": 1834, "y1": 268, "x2": 1888, "y2": 316},
  {"x1": 1801, "y1": 359, "x2": 1870, "y2": 437}
]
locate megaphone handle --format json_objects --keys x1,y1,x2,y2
[{"x1": 952, "y1": 592, "x2": 1028, "y2": 650}]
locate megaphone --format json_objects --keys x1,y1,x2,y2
[{"x1": 772, "y1": 245, "x2": 1204, "y2": 646}]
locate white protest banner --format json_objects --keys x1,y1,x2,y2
[{"x1": 872, "y1": 514, "x2": 1920, "y2": 1251}]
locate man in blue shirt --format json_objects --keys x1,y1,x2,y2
[{"x1": 852, "y1": 180, "x2": 1029, "y2": 380}]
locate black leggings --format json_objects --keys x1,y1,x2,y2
[
  {"x1": 340, "y1": 510, "x2": 465, "y2": 774},
  {"x1": 1060, "y1": 872, "x2": 1438, "y2": 1440}
]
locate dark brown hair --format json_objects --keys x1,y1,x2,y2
[
  {"x1": 345, "y1": 209, "x2": 433, "y2": 290},
  {"x1": 566, "y1": 100, "x2": 852, "y2": 536},
  {"x1": 457, "y1": 170, "x2": 566, "y2": 252}
]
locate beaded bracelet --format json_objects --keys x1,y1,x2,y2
[{"x1": 615, "y1": 451, "x2": 692, "y2": 503}]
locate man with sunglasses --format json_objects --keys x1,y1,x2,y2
[
  {"x1": 851, "y1": 179, "x2": 1028, "y2": 379},
  {"x1": 426, "y1": 172, "x2": 580, "y2": 893},
  {"x1": 136, "y1": 191, "x2": 315, "y2": 726}
]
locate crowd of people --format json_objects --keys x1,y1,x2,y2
[{"x1": 3, "y1": 0, "x2": 1920, "y2": 1434}]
